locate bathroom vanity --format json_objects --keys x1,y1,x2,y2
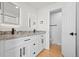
[{"x1": 0, "y1": 31, "x2": 46, "y2": 57}]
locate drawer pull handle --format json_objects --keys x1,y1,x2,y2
[
  {"x1": 42, "y1": 39, "x2": 44, "y2": 44},
  {"x1": 23, "y1": 47, "x2": 25, "y2": 56},
  {"x1": 24, "y1": 39, "x2": 30, "y2": 41},
  {"x1": 20, "y1": 48, "x2": 22, "y2": 57}
]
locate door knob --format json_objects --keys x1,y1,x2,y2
[
  {"x1": 70, "y1": 32, "x2": 77, "y2": 36},
  {"x1": 70, "y1": 32, "x2": 74, "y2": 36}
]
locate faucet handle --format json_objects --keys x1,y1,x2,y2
[{"x1": 11, "y1": 28, "x2": 15, "y2": 35}]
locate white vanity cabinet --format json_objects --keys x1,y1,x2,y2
[{"x1": 2, "y1": 33, "x2": 46, "y2": 57}]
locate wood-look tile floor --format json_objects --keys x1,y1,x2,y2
[{"x1": 37, "y1": 44, "x2": 64, "y2": 57}]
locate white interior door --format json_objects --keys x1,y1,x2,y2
[{"x1": 62, "y1": 3, "x2": 76, "y2": 57}]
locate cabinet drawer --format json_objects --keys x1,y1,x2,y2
[{"x1": 5, "y1": 37, "x2": 31, "y2": 50}]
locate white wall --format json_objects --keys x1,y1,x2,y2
[
  {"x1": 37, "y1": 3, "x2": 64, "y2": 49},
  {"x1": 0, "y1": 2, "x2": 38, "y2": 31}
]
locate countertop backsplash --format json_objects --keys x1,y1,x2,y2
[{"x1": 0, "y1": 31, "x2": 46, "y2": 40}]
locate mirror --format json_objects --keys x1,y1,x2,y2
[
  {"x1": 3, "y1": 2, "x2": 20, "y2": 25},
  {"x1": 0, "y1": 2, "x2": 3, "y2": 23}
]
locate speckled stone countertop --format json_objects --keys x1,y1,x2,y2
[{"x1": 0, "y1": 31, "x2": 46, "y2": 40}]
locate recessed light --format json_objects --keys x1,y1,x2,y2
[{"x1": 16, "y1": 6, "x2": 18, "y2": 8}]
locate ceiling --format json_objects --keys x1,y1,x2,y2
[{"x1": 25, "y1": 2, "x2": 55, "y2": 9}]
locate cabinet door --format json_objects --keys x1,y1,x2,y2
[
  {"x1": 38, "y1": 38, "x2": 43, "y2": 52},
  {"x1": 37, "y1": 34, "x2": 45, "y2": 54},
  {"x1": 5, "y1": 43, "x2": 31, "y2": 57},
  {"x1": 5, "y1": 46, "x2": 21, "y2": 57},
  {"x1": 36, "y1": 35, "x2": 43, "y2": 55},
  {"x1": 0, "y1": 40, "x2": 5, "y2": 57},
  {"x1": 23, "y1": 37, "x2": 32, "y2": 57},
  {"x1": 22, "y1": 45, "x2": 30, "y2": 57}
]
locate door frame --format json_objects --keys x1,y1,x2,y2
[
  {"x1": 49, "y1": 8, "x2": 62, "y2": 46},
  {"x1": 76, "y1": 2, "x2": 78, "y2": 57}
]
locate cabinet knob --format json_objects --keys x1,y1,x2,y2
[
  {"x1": 33, "y1": 52, "x2": 35, "y2": 54},
  {"x1": 33, "y1": 43, "x2": 36, "y2": 45}
]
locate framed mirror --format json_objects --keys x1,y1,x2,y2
[{"x1": 2, "y1": 2, "x2": 20, "y2": 25}]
